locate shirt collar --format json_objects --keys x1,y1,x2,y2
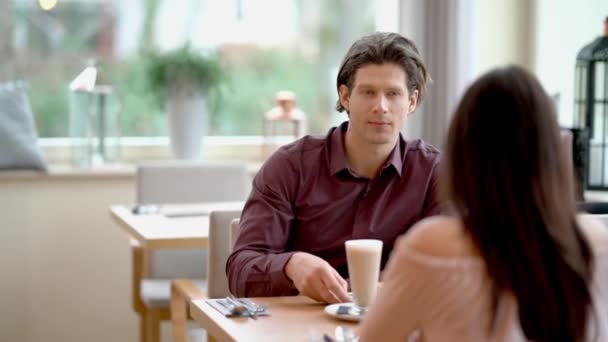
[
  {"x1": 328, "y1": 121, "x2": 403, "y2": 177},
  {"x1": 385, "y1": 137, "x2": 403, "y2": 177},
  {"x1": 329, "y1": 122, "x2": 350, "y2": 176}
]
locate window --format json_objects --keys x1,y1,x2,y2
[
  {"x1": 532, "y1": 0, "x2": 608, "y2": 127},
  {"x1": 8, "y1": 0, "x2": 395, "y2": 138}
]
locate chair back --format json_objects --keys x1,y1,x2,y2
[
  {"x1": 207, "y1": 210, "x2": 242, "y2": 298},
  {"x1": 137, "y1": 161, "x2": 249, "y2": 205},
  {"x1": 229, "y1": 219, "x2": 240, "y2": 248},
  {"x1": 136, "y1": 161, "x2": 249, "y2": 278}
]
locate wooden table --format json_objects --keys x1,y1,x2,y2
[
  {"x1": 190, "y1": 296, "x2": 359, "y2": 342},
  {"x1": 110, "y1": 202, "x2": 244, "y2": 249}
]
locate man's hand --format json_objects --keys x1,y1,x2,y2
[{"x1": 284, "y1": 252, "x2": 350, "y2": 304}]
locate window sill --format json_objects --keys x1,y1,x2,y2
[
  {"x1": 0, "y1": 136, "x2": 285, "y2": 180},
  {"x1": 39, "y1": 135, "x2": 294, "y2": 165},
  {"x1": 0, "y1": 164, "x2": 135, "y2": 180},
  {"x1": 0, "y1": 162, "x2": 262, "y2": 180}
]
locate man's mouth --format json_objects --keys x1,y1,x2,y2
[{"x1": 368, "y1": 121, "x2": 391, "y2": 126}]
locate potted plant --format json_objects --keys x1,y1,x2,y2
[{"x1": 144, "y1": 45, "x2": 224, "y2": 159}]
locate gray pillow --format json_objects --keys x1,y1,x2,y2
[{"x1": 0, "y1": 81, "x2": 47, "y2": 170}]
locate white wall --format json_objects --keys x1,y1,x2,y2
[
  {"x1": 0, "y1": 172, "x2": 138, "y2": 342},
  {"x1": 475, "y1": 0, "x2": 534, "y2": 76},
  {"x1": 0, "y1": 166, "x2": 256, "y2": 342},
  {"x1": 1, "y1": 178, "x2": 29, "y2": 341}
]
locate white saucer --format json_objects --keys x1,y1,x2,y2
[{"x1": 324, "y1": 303, "x2": 364, "y2": 322}]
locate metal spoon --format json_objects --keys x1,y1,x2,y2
[{"x1": 225, "y1": 297, "x2": 257, "y2": 320}]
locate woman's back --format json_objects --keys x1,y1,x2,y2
[{"x1": 358, "y1": 215, "x2": 608, "y2": 342}]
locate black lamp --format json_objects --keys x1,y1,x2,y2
[{"x1": 574, "y1": 16, "x2": 608, "y2": 189}]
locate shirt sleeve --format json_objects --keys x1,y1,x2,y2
[
  {"x1": 421, "y1": 157, "x2": 442, "y2": 217},
  {"x1": 226, "y1": 147, "x2": 300, "y2": 297}
]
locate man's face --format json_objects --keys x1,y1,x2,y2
[{"x1": 339, "y1": 63, "x2": 418, "y2": 147}]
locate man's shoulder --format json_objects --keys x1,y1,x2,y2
[
  {"x1": 402, "y1": 138, "x2": 441, "y2": 167},
  {"x1": 404, "y1": 138, "x2": 440, "y2": 157},
  {"x1": 262, "y1": 133, "x2": 328, "y2": 172},
  {"x1": 280, "y1": 134, "x2": 328, "y2": 156}
]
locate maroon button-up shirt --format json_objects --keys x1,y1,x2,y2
[{"x1": 227, "y1": 122, "x2": 441, "y2": 297}]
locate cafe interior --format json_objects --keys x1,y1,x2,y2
[{"x1": 2, "y1": 0, "x2": 608, "y2": 341}]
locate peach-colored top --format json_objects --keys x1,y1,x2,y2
[{"x1": 358, "y1": 216, "x2": 608, "y2": 342}]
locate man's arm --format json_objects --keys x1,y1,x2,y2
[
  {"x1": 421, "y1": 158, "x2": 442, "y2": 217},
  {"x1": 226, "y1": 147, "x2": 350, "y2": 302},
  {"x1": 285, "y1": 252, "x2": 349, "y2": 303},
  {"x1": 226, "y1": 148, "x2": 299, "y2": 297}
]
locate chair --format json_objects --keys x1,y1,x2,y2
[
  {"x1": 132, "y1": 161, "x2": 248, "y2": 342},
  {"x1": 171, "y1": 215, "x2": 241, "y2": 342},
  {"x1": 229, "y1": 218, "x2": 240, "y2": 250}
]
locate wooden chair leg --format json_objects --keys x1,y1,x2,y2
[
  {"x1": 133, "y1": 239, "x2": 149, "y2": 342},
  {"x1": 207, "y1": 332, "x2": 219, "y2": 342},
  {"x1": 171, "y1": 281, "x2": 188, "y2": 342},
  {"x1": 171, "y1": 279, "x2": 208, "y2": 342},
  {"x1": 139, "y1": 313, "x2": 147, "y2": 342},
  {"x1": 145, "y1": 309, "x2": 161, "y2": 342}
]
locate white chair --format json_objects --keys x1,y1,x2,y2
[
  {"x1": 132, "y1": 161, "x2": 248, "y2": 342},
  {"x1": 229, "y1": 218, "x2": 240, "y2": 249},
  {"x1": 171, "y1": 215, "x2": 242, "y2": 342}
]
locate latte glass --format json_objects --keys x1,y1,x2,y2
[{"x1": 345, "y1": 239, "x2": 383, "y2": 311}]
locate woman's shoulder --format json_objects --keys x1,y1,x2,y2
[
  {"x1": 398, "y1": 215, "x2": 480, "y2": 259},
  {"x1": 403, "y1": 214, "x2": 608, "y2": 257},
  {"x1": 577, "y1": 214, "x2": 608, "y2": 253}
]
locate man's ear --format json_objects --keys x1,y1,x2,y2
[
  {"x1": 339, "y1": 85, "x2": 350, "y2": 112},
  {"x1": 407, "y1": 89, "x2": 419, "y2": 115}
]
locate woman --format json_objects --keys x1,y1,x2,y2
[{"x1": 358, "y1": 65, "x2": 608, "y2": 341}]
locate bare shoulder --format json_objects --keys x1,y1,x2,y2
[
  {"x1": 577, "y1": 214, "x2": 608, "y2": 250},
  {"x1": 400, "y1": 215, "x2": 477, "y2": 258}
]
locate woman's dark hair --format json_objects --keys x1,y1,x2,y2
[
  {"x1": 442, "y1": 65, "x2": 593, "y2": 341},
  {"x1": 335, "y1": 32, "x2": 430, "y2": 112}
]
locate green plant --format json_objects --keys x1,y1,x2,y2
[{"x1": 142, "y1": 45, "x2": 225, "y2": 106}]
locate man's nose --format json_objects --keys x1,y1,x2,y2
[{"x1": 374, "y1": 95, "x2": 389, "y2": 113}]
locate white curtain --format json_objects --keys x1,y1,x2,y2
[{"x1": 398, "y1": 0, "x2": 477, "y2": 149}]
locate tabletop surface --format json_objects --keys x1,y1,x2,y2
[
  {"x1": 190, "y1": 295, "x2": 359, "y2": 342},
  {"x1": 110, "y1": 201, "x2": 244, "y2": 249}
]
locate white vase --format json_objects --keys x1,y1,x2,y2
[{"x1": 166, "y1": 91, "x2": 207, "y2": 160}]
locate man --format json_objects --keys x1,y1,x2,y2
[{"x1": 227, "y1": 32, "x2": 441, "y2": 304}]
